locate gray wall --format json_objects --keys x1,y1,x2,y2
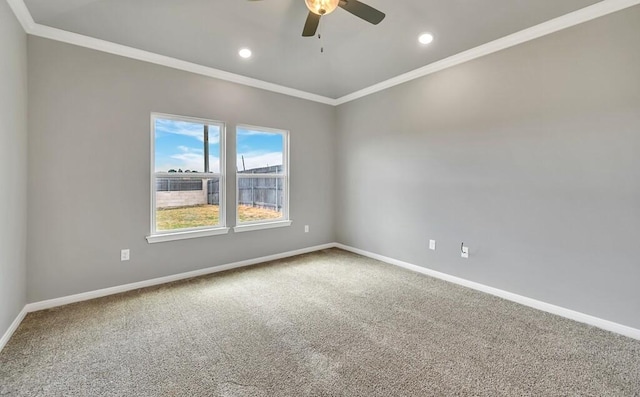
[
  {"x1": 0, "y1": 1, "x2": 28, "y2": 337},
  {"x1": 27, "y1": 37, "x2": 335, "y2": 302},
  {"x1": 335, "y1": 7, "x2": 640, "y2": 329}
]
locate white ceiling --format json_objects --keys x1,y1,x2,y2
[{"x1": 23, "y1": 0, "x2": 603, "y2": 99}]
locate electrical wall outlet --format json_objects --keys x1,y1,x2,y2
[
  {"x1": 461, "y1": 245, "x2": 469, "y2": 259},
  {"x1": 429, "y1": 240, "x2": 436, "y2": 250},
  {"x1": 304, "y1": 225, "x2": 309, "y2": 233},
  {"x1": 121, "y1": 249, "x2": 130, "y2": 261}
]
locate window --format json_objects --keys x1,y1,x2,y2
[
  {"x1": 147, "y1": 114, "x2": 228, "y2": 243},
  {"x1": 235, "y1": 125, "x2": 291, "y2": 232}
]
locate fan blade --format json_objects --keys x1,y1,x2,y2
[
  {"x1": 339, "y1": 0, "x2": 385, "y2": 25},
  {"x1": 302, "y1": 12, "x2": 321, "y2": 37}
]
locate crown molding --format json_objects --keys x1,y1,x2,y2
[
  {"x1": 7, "y1": 0, "x2": 337, "y2": 106},
  {"x1": 7, "y1": 0, "x2": 640, "y2": 107},
  {"x1": 334, "y1": 0, "x2": 640, "y2": 105},
  {"x1": 29, "y1": 23, "x2": 338, "y2": 106},
  {"x1": 6, "y1": 0, "x2": 35, "y2": 31}
]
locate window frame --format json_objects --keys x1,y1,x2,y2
[
  {"x1": 234, "y1": 124, "x2": 291, "y2": 233},
  {"x1": 147, "y1": 113, "x2": 229, "y2": 243}
]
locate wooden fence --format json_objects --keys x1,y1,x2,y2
[
  {"x1": 237, "y1": 165, "x2": 283, "y2": 211},
  {"x1": 156, "y1": 165, "x2": 283, "y2": 210},
  {"x1": 207, "y1": 179, "x2": 220, "y2": 205},
  {"x1": 237, "y1": 177, "x2": 283, "y2": 210},
  {"x1": 156, "y1": 178, "x2": 202, "y2": 192}
]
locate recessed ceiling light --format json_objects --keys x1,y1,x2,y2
[
  {"x1": 239, "y1": 48, "x2": 252, "y2": 59},
  {"x1": 418, "y1": 33, "x2": 434, "y2": 45}
]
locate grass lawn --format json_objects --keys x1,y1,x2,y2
[{"x1": 156, "y1": 205, "x2": 282, "y2": 231}]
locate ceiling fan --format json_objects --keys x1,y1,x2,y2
[{"x1": 250, "y1": 0, "x2": 386, "y2": 37}]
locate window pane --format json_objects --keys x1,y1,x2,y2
[
  {"x1": 236, "y1": 126, "x2": 287, "y2": 225},
  {"x1": 237, "y1": 177, "x2": 284, "y2": 222},
  {"x1": 237, "y1": 128, "x2": 283, "y2": 174},
  {"x1": 155, "y1": 176, "x2": 221, "y2": 231},
  {"x1": 154, "y1": 118, "x2": 220, "y2": 173}
]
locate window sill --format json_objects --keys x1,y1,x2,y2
[
  {"x1": 146, "y1": 227, "x2": 230, "y2": 244},
  {"x1": 233, "y1": 220, "x2": 292, "y2": 233}
]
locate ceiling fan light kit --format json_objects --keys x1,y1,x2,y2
[
  {"x1": 305, "y1": 0, "x2": 340, "y2": 15},
  {"x1": 249, "y1": 0, "x2": 385, "y2": 37},
  {"x1": 301, "y1": 0, "x2": 386, "y2": 37}
]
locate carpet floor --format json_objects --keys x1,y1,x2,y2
[{"x1": 1, "y1": 248, "x2": 639, "y2": 396}]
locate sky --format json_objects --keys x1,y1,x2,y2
[
  {"x1": 237, "y1": 127, "x2": 283, "y2": 172},
  {"x1": 154, "y1": 118, "x2": 283, "y2": 173}
]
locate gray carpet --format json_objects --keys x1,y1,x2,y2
[{"x1": 1, "y1": 249, "x2": 639, "y2": 396}]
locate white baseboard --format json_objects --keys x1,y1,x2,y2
[
  {"x1": 335, "y1": 243, "x2": 640, "y2": 341},
  {"x1": 4, "y1": 241, "x2": 637, "y2": 355},
  {"x1": 25, "y1": 243, "x2": 335, "y2": 313},
  {"x1": 0, "y1": 307, "x2": 28, "y2": 353}
]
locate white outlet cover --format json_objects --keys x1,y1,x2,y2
[
  {"x1": 304, "y1": 225, "x2": 309, "y2": 233},
  {"x1": 429, "y1": 240, "x2": 436, "y2": 250},
  {"x1": 461, "y1": 246, "x2": 469, "y2": 259},
  {"x1": 121, "y1": 249, "x2": 130, "y2": 261}
]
